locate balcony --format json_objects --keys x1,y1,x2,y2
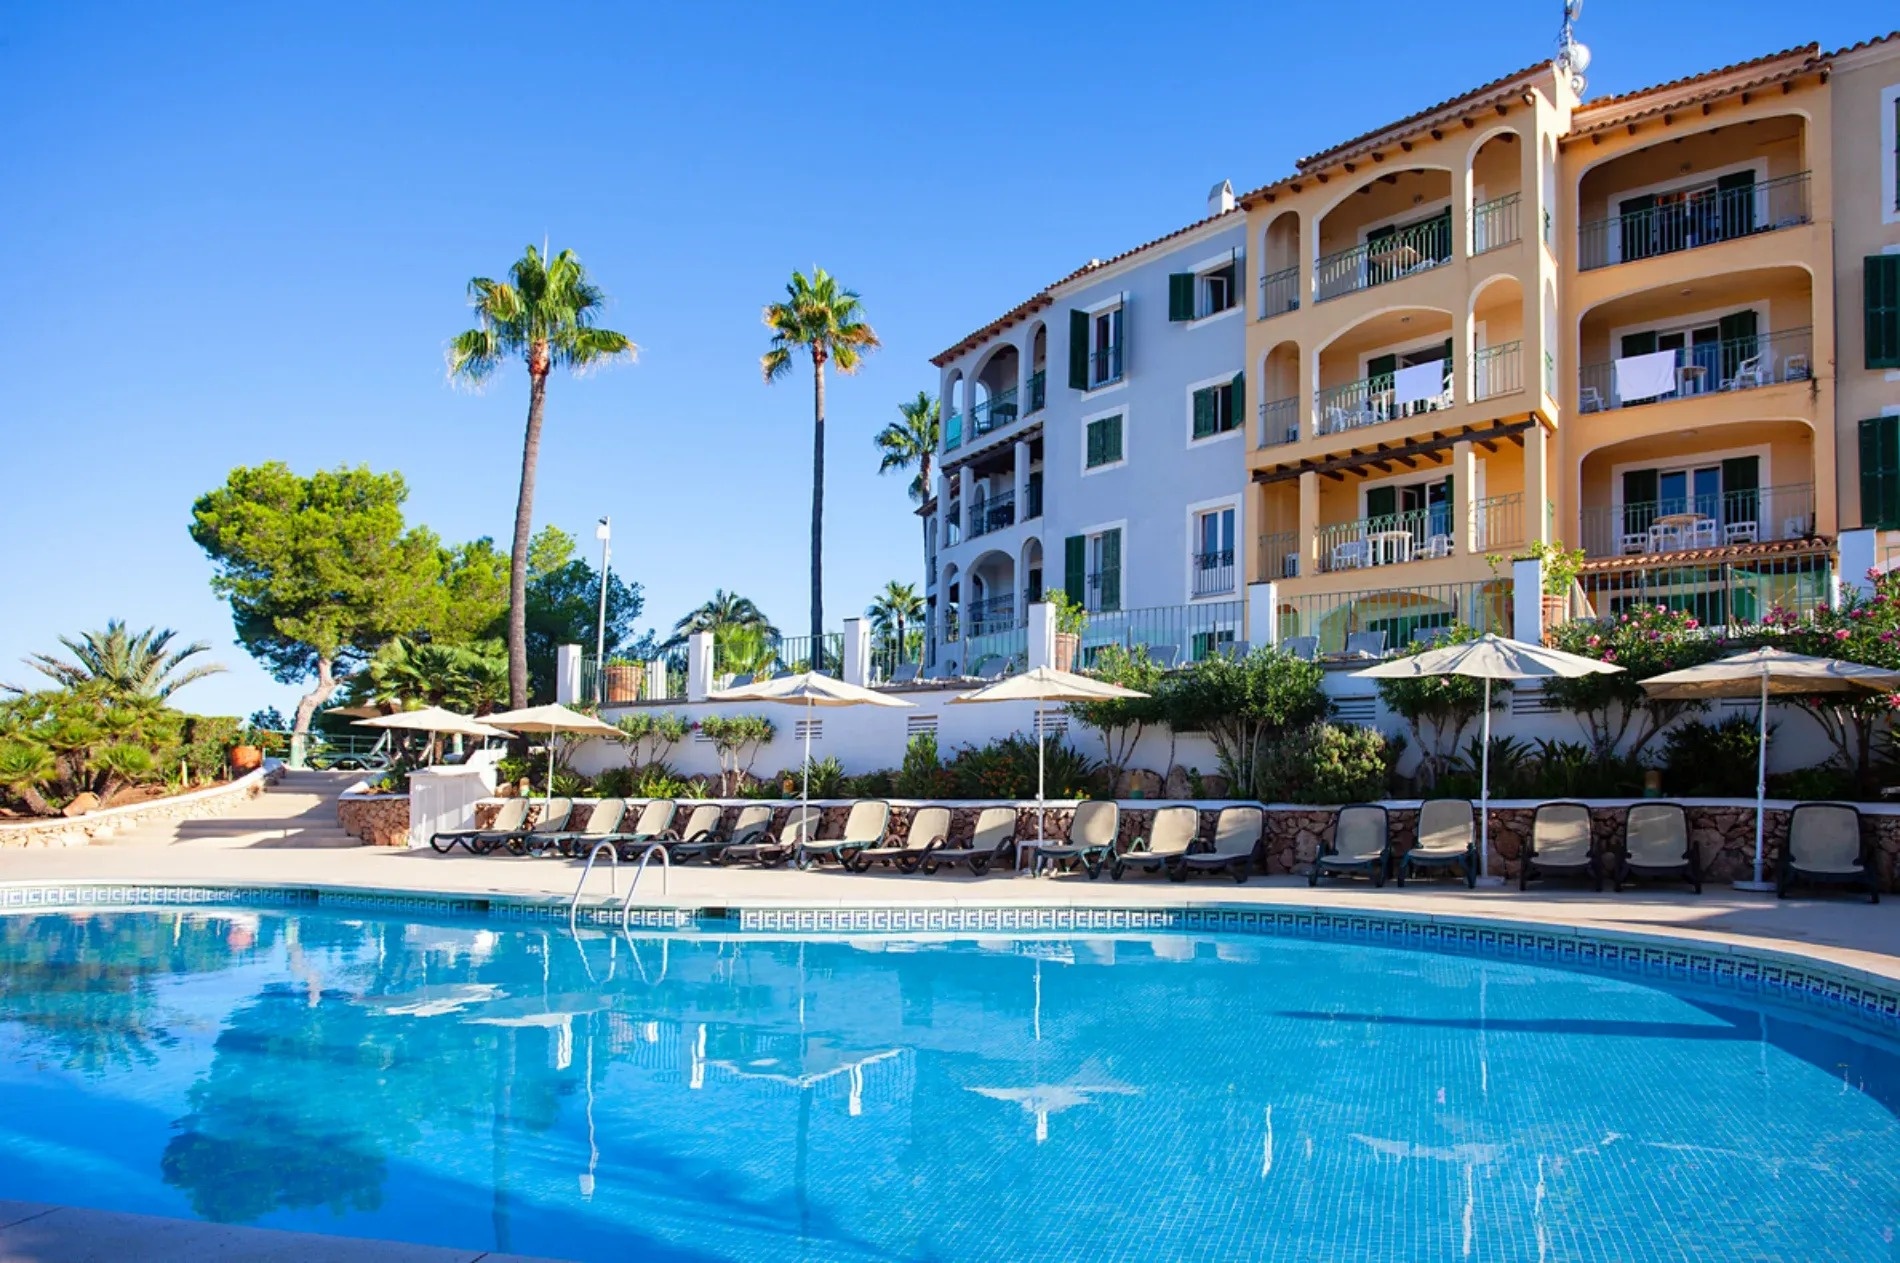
[
  {"x1": 1279, "y1": 494, "x2": 1524, "y2": 577},
  {"x1": 1191, "y1": 549, "x2": 1236, "y2": 598},
  {"x1": 968, "y1": 490, "x2": 1016, "y2": 539},
  {"x1": 1578, "y1": 172, "x2": 1811, "y2": 272},
  {"x1": 971, "y1": 387, "x2": 1019, "y2": 437},
  {"x1": 1315, "y1": 365, "x2": 1451, "y2": 438},
  {"x1": 1577, "y1": 326, "x2": 1813, "y2": 414},
  {"x1": 966, "y1": 593, "x2": 1017, "y2": 636},
  {"x1": 1472, "y1": 341, "x2": 1524, "y2": 402},
  {"x1": 1471, "y1": 193, "x2": 1521, "y2": 255},
  {"x1": 945, "y1": 412, "x2": 963, "y2": 451},
  {"x1": 1258, "y1": 397, "x2": 1299, "y2": 449},
  {"x1": 944, "y1": 513, "x2": 962, "y2": 548},
  {"x1": 1026, "y1": 370, "x2": 1046, "y2": 416},
  {"x1": 1025, "y1": 474, "x2": 1043, "y2": 521},
  {"x1": 1578, "y1": 483, "x2": 1815, "y2": 560},
  {"x1": 1315, "y1": 216, "x2": 1453, "y2": 303},
  {"x1": 1259, "y1": 266, "x2": 1299, "y2": 320}
]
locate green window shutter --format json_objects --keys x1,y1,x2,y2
[
  {"x1": 1100, "y1": 530, "x2": 1121, "y2": 611},
  {"x1": 1192, "y1": 388, "x2": 1216, "y2": 439},
  {"x1": 1860, "y1": 417, "x2": 1900, "y2": 530},
  {"x1": 1622, "y1": 469, "x2": 1659, "y2": 537},
  {"x1": 1365, "y1": 485, "x2": 1397, "y2": 526},
  {"x1": 1063, "y1": 535, "x2": 1087, "y2": 603},
  {"x1": 1620, "y1": 331, "x2": 1658, "y2": 358},
  {"x1": 1718, "y1": 308, "x2": 1759, "y2": 383},
  {"x1": 1619, "y1": 194, "x2": 1656, "y2": 260},
  {"x1": 1230, "y1": 371, "x2": 1245, "y2": 425},
  {"x1": 1720, "y1": 455, "x2": 1760, "y2": 528},
  {"x1": 1868, "y1": 256, "x2": 1900, "y2": 370},
  {"x1": 1110, "y1": 415, "x2": 1124, "y2": 462},
  {"x1": 1168, "y1": 273, "x2": 1195, "y2": 322},
  {"x1": 1085, "y1": 419, "x2": 1099, "y2": 467},
  {"x1": 1430, "y1": 207, "x2": 1453, "y2": 260},
  {"x1": 1367, "y1": 353, "x2": 1397, "y2": 393},
  {"x1": 1716, "y1": 169, "x2": 1756, "y2": 240},
  {"x1": 1068, "y1": 310, "x2": 1090, "y2": 389}
]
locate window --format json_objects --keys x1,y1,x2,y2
[
  {"x1": 1064, "y1": 529, "x2": 1121, "y2": 612},
  {"x1": 1067, "y1": 303, "x2": 1125, "y2": 390},
  {"x1": 1617, "y1": 308, "x2": 1761, "y2": 400},
  {"x1": 1861, "y1": 417, "x2": 1900, "y2": 530},
  {"x1": 1620, "y1": 456, "x2": 1761, "y2": 542},
  {"x1": 1169, "y1": 256, "x2": 1239, "y2": 322},
  {"x1": 1869, "y1": 255, "x2": 1900, "y2": 370},
  {"x1": 1884, "y1": 83, "x2": 1900, "y2": 220},
  {"x1": 1084, "y1": 413, "x2": 1124, "y2": 470},
  {"x1": 1365, "y1": 476, "x2": 1451, "y2": 553},
  {"x1": 1190, "y1": 373, "x2": 1245, "y2": 440},
  {"x1": 1192, "y1": 508, "x2": 1235, "y2": 596}
]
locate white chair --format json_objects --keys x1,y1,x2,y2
[
  {"x1": 1580, "y1": 386, "x2": 1606, "y2": 414},
  {"x1": 1281, "y1": 553, "x2": 1300, "y2": 579},
  {"x1": 1649, "y1": 524, "x2": 1683, "y2": 553},
  {"x1": 1620, "y1": 532, "x2": 1649, "y2": 555},
  {"x1": 1329, "y1": 540, "x2": 1367, "y2": 571},
  {"x1": 1690, "y1": 518, "x2": 1719, "y2": 548},
  {"x1": 1423, "y1": 534, "x2": 1453, "y2": 559},
  {"x1": 1723, "y1": 520, "x2": 1759, "y2": 545},
  {"x1": 1724, "y1": 353, "x2": 1767, "y2": 391}
]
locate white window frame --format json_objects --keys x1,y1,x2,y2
[
  {"x1": 1357, "y1": 326, "x2": 1474, "y2": 381},
  {"x1": 1079, "y1": 404, "x2": 1128, "y2": 477},
  {"x1": 1183, "y1": 371, "x2": 1244, "y2": 447},
  {"x1": 1183, "y1": 494, "x2": 1242, "y2": 603},
  {"x1": 1358, "y1": 462, "x2": 1485, "y2": 515},
  {"x1": 1080, "y1": 293, "x2": 1126, "y2": 394},
  {"x1": 1180, "y1": 247, "x2": 1243, "y2": 325},
  {"x1": 1607, "y1": 302, "x2": 1771, "y2": 374},
  {"x1": 1882, "y1": 83, "x2": 1900, "y2": 226}
]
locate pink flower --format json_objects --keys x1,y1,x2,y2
[
  {"x1": 1835, "y1": 629, "x2": 1852, "y2": 642},
  {"x1": 1685, "y1": 619, "x2": 1699, "y2": 630}
]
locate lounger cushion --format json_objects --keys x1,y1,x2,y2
[
  {"x1": 1331, "y1": 808, "x2": 1387, "y2": 863},
  {"x1": 1412, "y1": 800, "x2": 1474, "y2": 857},
  {"x1": 1625, "y1": 805, "x2": 1689, "y2": 868},
  {"x1": 1790, "y1": 805, "x2": 1864, "y2": 874},
  {"x1": 1532, "y1": 805, "x2": 1593, "y2": 867}
]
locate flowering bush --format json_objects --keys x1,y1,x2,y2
[
  {"x1": 1755, "y1": 569, "x2": 1900, "y2": 793},
  {"x1": 1371, "y1": 623, "x2": 1507, "y2": 786},
  {"x1": 1542, "y1": 604, "x2": 1727, "y2": 760}
]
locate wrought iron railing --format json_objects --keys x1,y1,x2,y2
[
  {"x1": 971, "y1": 387, "x2": 1019, "y2": 436},
  {"x1": 1025, "y1": 370, "x2": 1046, "y2": 415},
  {"x1": 1258, "y1": 530, "x2": 1301, "y2": 581},
  {"x1": 1578, "y1": 483, "x2": 1816, "y2": 559},
  {"x1": 1578, "y1": 171, "x2": 1810, "y2": 271},
  {"x1": 1258, "y1": 266, "x2": 1299, "y2": 319},
  {"x1": 1472, "y1": 493, "x2": 1525, "y2": 553},
  {"x1": 968, "y1": 490, "x2": 1016, "y2": 538},
  {"x1": 1088, "y1": 345, "x2": 1123, "y2": 388},
  {"x1": 1577, "y1": 326, "x2": 1813, "y2": 413},
  {"x1": 1576, "y1": 552, "x2": 1831, "y2": 629},
  {"x1": 1315, "y1": 215, "x2": 1453, "y2": 302},
  {"x1": 1472, "y1": 340, "x2": 1524, "y2": 401},
  {"x1": 1277, "y1": 580, "x2": 1512, "y2": 656},
  {"x1": 965, "y1": 594, "x2": 1017, "y2": 636},
  {"x1": 766, "y1": 633, "x2": 845, "y2": 675},
  {"x1": 1258, "y1": 397, "x2": 1299, "y2": 448},
  {"x1": 1315, "y1": 507, "x2": 1452, "y2": 574},
  {"x1": 1472, "y1": 193, "x2": 1521, "y2": 254},
  {"x1": 1191, "y1": 549, "x2": 1236, "y2": 597},
  {"x1": 943, "y1": 514, "x2": 962, "y2": 548},
  {"x1": 1315, "y1": 363, "x2": 1451, "y2": 435}
]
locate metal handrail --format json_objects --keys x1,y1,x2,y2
[
  {"x1": 620, "y1": 844, "x2": 670, "y2": 930},
  {"x1": 619, "y1": 926, "x2": 670, "y2": 987},
  {"x1": 569, "y1": 841, "x2": 619, "y2": 926}
]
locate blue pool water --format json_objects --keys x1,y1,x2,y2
[{"x1": 2, "y1": 908, "x2": 1899, "y2": 1261}]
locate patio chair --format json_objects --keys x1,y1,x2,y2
[
  {"x1": 500, "y1": 798, "x2": 573, "y2": 857},
  {"x1": 848, "y1": 805, "x2": 950, "y2": 873},
  {"x1": 690, "y1": 804, "x2": 775, "y2": 864},
  {"x1": 1330, "y1": 540, "x2": 1368, "y2": 571},
  {"x1": 1309, "y1": 804, "x2": 1391, "y2": 887},
  {"x1": 1422, "y1": 533, "x2": 1453, "y2": 559},
  {"x1": 1520, "y1": 801, "x2": 1600, "y2": 889},
  {"x1": 1176, "y1": 806, "x2": 1263, "y2": 884},
  {"x1": 1614, "y1": 802, "x2": 1700, "y2": 893},
  {"x1": 921, "y1": 806, "x2": 1018, "y2": 875},
  {"x1": 1397, "y1": 798, "x2": 1477, "y2": 887},
  {"x1": 1281, "y1": 635, "x2": 1318, "y2": 662},
  {"x1": 539, "y1": 797, "x2": 627, "y2": 859},
  {"x1": 1109, "y1": 806, "x2": 1199, "y2": 881},
  {"x1": 1778, "y1": 802, "x2": 1878, "y2": 903},
  {"x1": 1579, "y1": 385, "x2": 1605, "y2": 413},
  {"x1": 1031, "y1": 800, "x2": 1121, "y2": 879},
  {"x1": 610, "y1": 798, "x2": 678, "y2": 861},
  {"x1": 1142, "y1": 643, "x2": 1181, "y2": 669},
  {"x1": 771, "y1": 668, "x2": 796, "y2": 680},
  {"x1": 1344, "y1": 631, "x2": 1387, "y2": 659},
  {"x1": 727, "y1": 673, "x2": 755, "y2": 689},
  {"x1": 430, "y1": 797, "x2": 527, "y2": 854},
  {"x1": 886, "y1": 663, "x2": 921, "y2": 686},
  {"x1": 1689, "y1": 518, "x2": 1720, "y2": 548},
  {"x1": 722, "y1": 805, "x2": 818, "y2": 868},
  {"x1": 794, "y1": 800, "x2": 892, "y2": 870},
  {"x1": 1620, "y1": 531, "x2": 1649, "y2": 555},
  {"x1": 1723, "y1": 521, "x2": 1759, "y2": 545},
  {"x1": 657, "y1": 803, "x2": 724, "y2": 862},
  {"x1": 1722, "y1": 353, "x2": 1767, "y2": 391}
]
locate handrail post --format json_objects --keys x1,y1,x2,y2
[
  {"x1": 569, "y1": 842, "x2": 620, "y2": 925},
  {"x1": 620, "y1": 844, "x2": 671, "y2": 931}
]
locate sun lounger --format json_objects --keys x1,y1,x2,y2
[
  {"x1": 848, "y1": 805, "x2": 949, "y2": 873},
  {"x1": 1177, "y1": 806, "x2": 1263, "y2": 883},
  {"x1": 693, "y1": 804, "x2": 774, "y2": 864},
  {"x1": 1397, "y1": 799, "x2": 1477, "y2": 887},
  {"x1": 1281, "y1": 636, "x2": 1318, "y2": 661},
  {"x1": 920, "y1": 806, "x2": 1018, "y2": 875},
  {"x1": 1110, "y1": 806, "x2": 1199, "y2": 881},
  {"x1": 1309, "y1": 804, "x2": 1391, "y2": 886},
  {"x1": 886, "y1": 663, "x2": 921, "y2": 686},
  {"x1": 610, "y1": 799, "x2": 678, "y2": 861},
  {"x1": 430, "y1": 797, "x2": 527, "y2": 854},
  {"x1": 657, "y1": 804, "x2": 724, "y2": 862},
  {"x1": 722, "y1": 805, "x2": 818, "y2": 867},
  {"x1": 1520, "y1": 801, "x2": 1599, "y2": 889},
  {"x1": 1614, "y1": 802, "x2": 1700, "y2": 893},
  {"x1": 1779, "y1": 802, "x2": 1878, "y2": 903},
  {"x1": 1031, "y1": 800, "x2": 1121, "y2": 879},
  {"x1": 499, "y1": 798, "x2": 573, "y2": 856},
  {"x1": 795, "y1": 800, "x2": 892, "y2": 869},
  {"x1": 540, "y1": 798, "x2": 627, "y2": 858}
]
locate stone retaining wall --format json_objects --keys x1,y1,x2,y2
[
  {"x1": 0, "y1": 769, "x2": 273, "y2": 849},
  {"x1": 337, "y1": 795, "x2": 412, "y2": 847}
]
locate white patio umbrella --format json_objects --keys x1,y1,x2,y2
[
  {"x1": 352, "y1": 705, "x2": 509, "y2": 764},
  {"x1": 707, "y1": 673, "x2": 912, "y2": 815},
  {"x1": 1353, "y1": 635, "x2": 1623, "y2": 883},
  {"x1": 949, "y1": 666, "x2": 1149, "y2": 850},
  {"x1": 483, "y1": 703, "x2": 622, "y2": 803},
  {"x1": 1641, "y1": 648, "x2": 1900, "y2": 891}
]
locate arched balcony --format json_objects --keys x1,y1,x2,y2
[
  {"x1": 1313, "y1": 167, "x2": 1453, "y2": 304},
  {"x1": 1468, "y1": 131, "x2": 1525, "y2": 256},
  {"x1": 1257, "y1": 340, "x2": 1300, "y2": 448},
  {"x1": 1313, "y1": 306, "x2": 1455, "y2": 440},
  {"x1": 944, "y1": 373, "x2": 966, "y2": 452},
  {"x1": 1025, "y1": 323, "x2": 1048, "y2": 417},
  {"x1": 970, "y1": 345, "x2": 1020, "y2": 438},
  {"x1": 1259, "y1": 209, "x2": 1301, "y2": 319}
]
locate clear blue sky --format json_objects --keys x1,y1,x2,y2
[{"x1": 2, "y1": 1, "x2": 1890, "y2": 718}]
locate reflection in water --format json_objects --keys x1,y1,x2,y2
[{"x1": 0, "y1": 911, "x2": 1895, "y2": 1261}]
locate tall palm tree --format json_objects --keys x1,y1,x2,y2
[
  {"x1": 663, "y1": 590, "x2": 778, "y2": 651},
  {"x1": 25, "y1": 621, "x2": 225, "y2": 702},
  {"x1": 873, "y1": 392, "x2": 940, "y2": 503},
  {"x1": 866, "y1": 582, "x2": 925, "y2": 664},
  {"x1": 449, "y1": 245, "x2": 636, "y2": 708},
  {"x1": 761, "y1": 268, "x2": 880, "y2": 673}
]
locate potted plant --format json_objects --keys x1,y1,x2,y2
[
  {"x1": 602, "y1": 657, "x2": 646, "y2": 703},
  {"x1": 1488, "y1": 541, "x2": 1585, "y2": 641},
  {"x1": 1048, "y1": 592, "x2": 1088, "y2": 673},
  {"x1": 229, "y1": 728, "x2": 266, "y2": 774}
]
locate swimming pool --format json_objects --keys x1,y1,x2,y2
[{"x1": 2, "y1": 903, "x2": 1898, "y2": 1262}]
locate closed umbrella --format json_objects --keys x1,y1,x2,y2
[
  {"x1": 1641, "y1": 648, "x2": 1900, "y2": 891},
  {"x1": 1354, "y1": 635, "x2": 1622, "y2": 883},
  {"x1": 484, "y1": 703, "x2": 623, "y2": 804},
  {"x1": 948, "y1": 666, "x2": 1149, "y2": 851},
  {"x1": 708, "y1": 673, "x2": 912, "y2": 816}
]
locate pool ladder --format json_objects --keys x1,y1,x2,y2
[{"x1": 569, "y1": 841, "x2": 668, "y2": 931}]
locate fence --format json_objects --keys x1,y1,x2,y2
[
  {"x1": 968, "y1": 490, "x2": 1016, "y2": 539},
  {"x1": 1471, "y1": 193, "x2": 1521, "y2": 255},
  {"x1": 1472, "y1": 341, "x2": 1523, "y2": 401},
  {"x1": 1577, "y1": 553, "x2": 1832, "y2": 630},
  {"x1": 1578, "y1": 483, "x2": 1816, "y2": 559},
  {"x1": 580, "y1": 653, "x2": 686, "y2": 703},
  {"x1": 1315, "y1": 214, "x2": 1453, "y2": 302},
  {"x1": 1316, "y1": 364, "x2": 1451, "y2": 436},
  {"x1": 1076, "y1": 600, "x2": 1245, "y2": 666},
  {"x1": 1258, "y1": 266, "x2": 1298, "y2": 319},
  {"x1": 1577, "y1": 171, "x2": 1811, "y2": 271},
  {"x1": 1277, "y1": 580, "x2": 1513, "y2": 656},
  {"x1": 1578, "y1": 326, "x2": 1813, "y2": 412}
]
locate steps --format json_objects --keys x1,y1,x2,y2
[{"x1": 93, "y1": 768, "x2": 365, "y2": 849}]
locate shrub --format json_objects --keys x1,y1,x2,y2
[
  {"x1": 894, "y1": 731, "x2": 952, "y2": 799},
  {"x1": 782, "y1": 755, "x2": 845, "y2": 798},
  {"x1": 1158, "y1": 649, "x2": 1328, "y2": 799},
  {"x1": 1066, "y1": 644, "x2": 1165, "y2": 789},
  {"x1": 593, "y1": 766, "x2": 637, "y2": 798},
  {"x1": 947, "y1": 734, "x2": 1099, "y2": 800},
  {"x1": 1371, "y1": 623, "x2": 1507, "y2": 787},
  {"x1": 613, "y1": 711, "x2": 690, "y2": 768},
  {"x1": 842, "y1": 769, "x2": 896, "y2": 798},
  {"x1": 1255, "y1": 722, "x2": 1392, "y2": 805},
  {"x1": 549, "y1": 769, "x2": 591, "y2": 798},
  {"x1": 1543, "y1": 606, "x2": 1725, "y2": 761},
  {"x1": 1758, "y1": 571, "x2": 1900, "y2": 795},
  {"x1": 1661, "y1": 716, "x2": 1766, "y2": 797},
  {"x1": 696, "y1": 714, "x2": 776, "y2": 793},
  {"x1": 1523, "y1": 739, "x2": 1646, "y2": 798}
]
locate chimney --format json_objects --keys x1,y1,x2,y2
[{"x1": 1208, "y1": 179, "x2": 1235, "y2": 216}]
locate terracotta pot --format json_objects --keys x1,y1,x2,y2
[
  {"x1": 1540, "y1": 594, "x2": 1567, "y2": 643},
  {"x1": 229, "y1": 745, "x2": 263, "y2": 773},
  {"x1": 1053, "y1": 632, "x2": 1080, "y2": 674},
  {"x1": 604, "y1": 662, "x2": 645, "y2": 703}
]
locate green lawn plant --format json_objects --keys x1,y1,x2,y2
[
  {"x1": 1158, "y1": 648, "x2": 1328, "y2": 799},
  {"x1": 1066, "y1": 644, "x2": 1164, "y2": 790}
]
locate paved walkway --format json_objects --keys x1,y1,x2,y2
[{"x1": 90, "y1": 769, "x2": 361, "y2": 849}]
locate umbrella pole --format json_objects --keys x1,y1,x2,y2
[
  {"x1": 1736, "y1": 671, "x2": 1776, "y2": 892},
  {"x1": 802, "y1": 695, "x2": 812, "y2": 821},
  {"x1": 1480, "y1": 678, "x2": 1492, "y2": 882},
  {"x1": 546, "y1": 730, "x2": 557, "y2": 806}
]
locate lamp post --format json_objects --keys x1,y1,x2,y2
[{"x1": 594, "y1": 516, "x2": 611, "y2": 705}]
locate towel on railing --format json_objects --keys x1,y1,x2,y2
[
  {"x1": 1392, "y1": 361, "x2": 1444, "y2": 408},
  {"x1": 1613, "y1": 349, "x2": 1676, "y2": 402}
]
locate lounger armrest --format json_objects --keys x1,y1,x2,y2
[{"x1": 1126, "y1": 835, "x2": 1150, "y2": 853}]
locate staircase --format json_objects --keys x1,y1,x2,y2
[{"x1": 94, "y1": 769, "x2": 363, "y2": 849}]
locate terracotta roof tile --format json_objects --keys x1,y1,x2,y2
[
  {"x1": 1826, "y1": 29, "x2": 1900, "y2": 58},
  {"x1": 1573, "y1": 43, "x2": 1818, "y2": 115},
  {"x1": 1578, "y1": 537, "x2": 1832, "y2": 574}
]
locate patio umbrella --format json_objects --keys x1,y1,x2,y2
[
  {"x1": 1354, "y1": 635, "x2": 1623, "y2": 883},
  {"x1": 483, "y1": 703, "x2": 623, "y2": 804},
  {"x1": 708, "y1": 673, "x2": 912, "y2": 816},
  {"x1": 1641, "y1": 648, "x2": 1900, "y2": 891},
  {"x1": 352, "y1": 706, "x2": 509, "y2": 764},
  {"x1": 948, "y1": 666, "x2": 1149, "y2": 850}
]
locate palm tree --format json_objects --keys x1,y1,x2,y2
[
  {"x1": 663, "y1": 590, "x2": 778, "y2": 651},
  {"x1": 25, "y1": 621, "x2": 225, "y2": 702},
  {"x1": 873, "y1": 391, "x2": 940, "y2": 503},
  {"x1": 762, "y1": 268, "x2": 880, "y2": 673},
  {"x1": 866, "y1": 582, "x2": 925, "y2": 664},
  {"x1": 449, "y1": 245, "x2": 636, "y2": 708}
]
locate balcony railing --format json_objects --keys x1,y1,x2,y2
[
  {"x1": 1472, "y1": 340, "x2": 1524, "y2": 402},
  {"x1": 971, "y1": 387, "x2": 1019, "y2": 437},
  {"x1": 1472, "y1": 193, "x2": 1521, "y2": 255},
  {"x1": 1077, "y1": 600, "x2": 1245, "y2": 666},
  {"x1": 1578, "y1": 483, "x2": 1816, "y2": 559},
  {"x1": 1578, "y1": 552, "x2": 1831, "y2": 630},
  {"x1": 1279, "y1": 580, "x2": 1512, "y2": 656},
  {"x1": 1258, "y1": 530, "x2": 1301, "y2": 581},
  {"x1": 1191, "y1": 549, "x2": 1236, "y2": 597},
  {"x1": 1026, "y1": 370, "x2": 1046, "y2": 415},
  {"x1": 1315, "y1": 216, "x2": 1453, "y2": 303},
  {"x1": 1302, "y1": 493, "x2": 1524, "y2": 576},
  {"x1": 1025, "y1": 475, "x2": 1043, "y2": 520},
  {"x1": 944, "y1": 412, "x2": 963, "y2": 451},
  {"x1": 1578, "y1": 171, "x2": 1811, "y2": 271},
  {"x1": 1316, "y1": 363, "x2": 1452, "y2": 436},
  {"x1": 1472, "y1": 493, "x2": 1524, "y2": 553},
  {"x1": 1258, "y1": 397, "x2": 1299, "y2": 448},
  {"x1": 943, "y1": 514, "x2": 962, "y2": 548},
  {"x1": 968, "y1": 490, "x2": 1015, "y2": 539},
  {"x1": 1578, "y1": 326, "x2": 1813, "y2": 413},
  {"x1": 1259, "y1": 266, "x2": 1299, "y2": 319},
  {"x1": 1088, "y1": 345, "x2": 1123, "y2": 389},
  {"x1": 966, "y1": 594, "x2": 1017, "y2": 636}
]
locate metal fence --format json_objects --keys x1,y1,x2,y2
[
  {"x1": 1578, "y1": 171, "x2": 1811, "y2": 271},
  {"x1": 1578, "y1": 326, "x2": 1813, "y2": 412},
  {"x1": 579, "y1": 653, "x2": 686, "y2": 703},
  {"x1": 1258, "y1": 266, "x2": 1299, "y2": 319},
  {"x1": 968, "y1": 490, "x2": 1016, "y2": 539},
  {"x1": 1315, "y1": 214, "x2": 1453, "y2": 302},
  {"x1": 1577, "y1": 553, "x2": 1832, "y2": 629},
  {"x1": 1258, "y1": 397, "x2": 1299, "y2": 448},
  {"x1": 1472, "y1": 340, "x2": 1523, "y2": 401},
  {"x1": 1077, "y1": 600, "x2": 1245, "y2": 666},
  {"x1": 1578, "y1": 483, "x2": 1816, "y2": 559},
  {"x1": 1471, "y1": 193, "x2": 1521, "y2": 255},
  {"x1": 1276, "y1": 580, "x2": 1513, "y2": 656}
]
